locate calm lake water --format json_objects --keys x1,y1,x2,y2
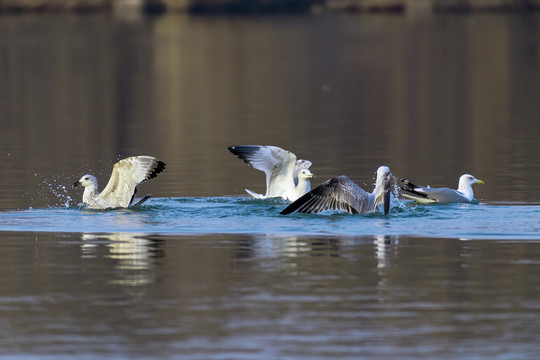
[{"x1": 1, "y1": 11, "x2": 540, "y2": 359}]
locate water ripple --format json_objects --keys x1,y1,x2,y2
[{"x1": 0, "y1": 197, "x2": 538, "y2": 240}]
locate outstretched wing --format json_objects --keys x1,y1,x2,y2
[
  {"x1": 281, "y1": 175, "x2": 370, "y2": 215},
  {"x1": 228, "y1": 145, "x2": 297, "y2": 198},
  {"x1": 98, "y1": 156, "x2": 166, "y2": 208}
]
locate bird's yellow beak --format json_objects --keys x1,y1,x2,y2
[{"x1": 476, "y1": 179, "x2": 484, "y2": 184}]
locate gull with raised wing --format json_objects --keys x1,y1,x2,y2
[
  {"x1": 399, "y1": 174, "x2": 484, "y2": 204},
  {"x1": 73, "y1": 156, "x2": 166, "y2": 209},
  {"x1": 228, "y1": 145, "x2": 314, "y2": 202},
  {"x1": 281, "y1": 166, "x2": 392, "y2": 215}
]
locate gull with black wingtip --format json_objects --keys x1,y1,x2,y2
[
  {"x1": 73, "y1": 155, "x2": 166, "y2": 209},
  {"x1": 399, "y1": 174, "x2": 484, "y2": 204},
  {"x1": 281, "y1": 166, "x2": 393, "y2": 215},
  {"x1": 228, "y1": 145, "x2": 314, "y2": 202}
]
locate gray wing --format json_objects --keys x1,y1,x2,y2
[
  {"x1": 417, "y1": 187, "x2": 469, "y2": 203},
  {"x1": 228, "y1": 145, "x2": 296, "y2": 198},
  {"x1": 401, "y1": 178, "x2": 468, "y2": 204},
  {"x1": 281, "y1": 175, "x2": 370, "y2": 214},
  {"x1": 98, "y1": 156, "x2": 166, "y2": 208}
]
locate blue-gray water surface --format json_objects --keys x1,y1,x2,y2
[
  {"x1": 1, "y1": 11, "x2": 540, "y2": 360},
  {"x1": 0, "y1": 197, "x2": 539, "y2": 240}
]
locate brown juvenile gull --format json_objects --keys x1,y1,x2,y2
[
  {"x1": 399, "y1": 174, "x2": 484, "y2": 204},
  {"x1": 73, "y1": 156, "x2": 166, "y2": 209},
  {"x1": 281, "y1": 166, "x2": 392, "y2": 215},
  {"x1": 228, "y1": 145, "x2": 314, "y2": 202}
]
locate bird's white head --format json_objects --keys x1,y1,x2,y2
[
  {"x1": 459, "y1": 174, "x2": 484, "y2": 187},
  {"x1": 457, "y1": 174, "x2": 484, "y2": 201},
  {"x1": 298, "y1": 169, "x2": 314, "y2": 180},
  {"x1": 376, "y1": 166, "x2": 391, "y2": 182},
  {"x1": 73, "y1": 174, "x2": 98, "y2": 189}
]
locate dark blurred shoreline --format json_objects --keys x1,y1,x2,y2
[{"x1": 2, "y1": 0, "x2": 540, "y2": 15}]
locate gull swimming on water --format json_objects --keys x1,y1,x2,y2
[
  {"x1": 228, "y1": 145, "x2": 314, "y2": 202},
  {"x1": 281, "y1": 166, "x2": 392, "y2": 215},
  {"x1": 73, "y1": 156, "x2": 166, "y2": 209},
  {"x1": 399, "y1": 174, "x2": 484, "y2": 204}
]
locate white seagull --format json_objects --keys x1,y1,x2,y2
[
  {"x1": 281, "y1": 166, "x2": 392, "y2": 215},
  {"x1": 400, "y1": 174, "x2": 484, "y2": 204},
  {"x1": 73, "y1": 156, "x2": 166, "y2": 209},
  {"x1": 228, "y1": 145, "x2": 314, "y2": 202}
]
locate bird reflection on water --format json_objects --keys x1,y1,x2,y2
[{"x1": 81, "y1": 233, "x2": 164, "y2": 287}]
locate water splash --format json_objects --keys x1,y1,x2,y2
[
  {"x1": 391, "y1": 175, "x2": 407, "y2": 210},
  {"x1": 39, "y1": 177, "x2": 73, "y2": 208}
]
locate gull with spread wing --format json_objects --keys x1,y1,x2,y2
[
  {"x1": 228, "y1": 145, "x2": 314, "y2": 202},
  {"x1": 281, "y1": 166, "x2": 392, "y2": 215},
  {"x1": 73, "y1": 156, "x2": 166, "y2": 209}
]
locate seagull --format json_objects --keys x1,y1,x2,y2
[
  {"x1": 228, "y1": 145, "x2": 314, "y2": 202},
  {"x1": 399, "y1": 174, "x2": 484, "y2": 204},
  {"x1": 281, "y1": 166, "x2": 392, "y2": 215},
  {"x1": 73, "y1": 156, "x2": 166, "y2": 209}
]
